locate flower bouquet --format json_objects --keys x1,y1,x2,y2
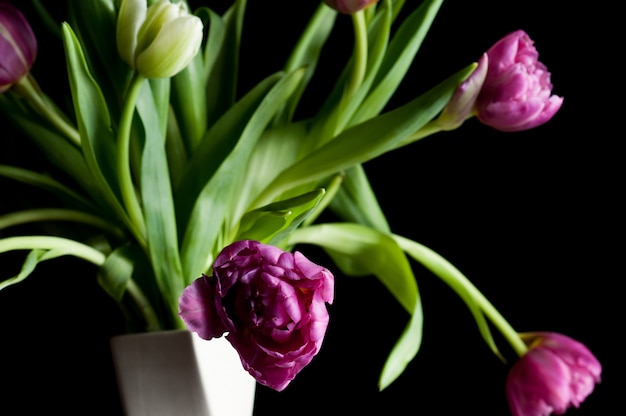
[{"x1": 0, "y1": 0, "x2": 602, "y2": 414}]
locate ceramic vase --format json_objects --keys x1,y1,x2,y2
[{"x1": 110, "y1": 330, "x2": 256, "y2": 416}]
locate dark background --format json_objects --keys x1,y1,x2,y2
[{"x1": 1, "y1": 1, "x2": 620, "y2": 414}]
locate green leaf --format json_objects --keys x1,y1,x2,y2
[
  {"x1": 340, "y1": 0, "x2": 393, "y2": 125},
  {"x1": 329, "y1": 164, "x2": 390, "y2": 232},
  {"x1": 304, "y1": 0, "x2": 392, "y2": 149},
  {"x1": 389, "y1": 0, "x2": 407, "y2": 20},
  {"x1": 2, "y1": 112, "x2": 113, "y2": 213},
  {"x1": 146, "y1": 78, "x2": 171, "y2": 137},
  {"x1": 97, "y1": 245, "x2": 137, "y2": 302},
  {"x1": 96, "y1": 245, "x2": 167, "y2": 330},
  {"x1": 164, "y1": 106, "x2": 188, "y2": 190},
  {"x1": 392, "y1": 234, "x2": 504, "y2": 362},
  {"x1": 61, "y1": 23, "x2": 132, "y2": 229},
  {"x1": 180, "y1": 67, "x2": 306, "y2": 281},
  {"x1": 66, "y1": 0, "x2": 132, "y2": 118},
  {"x1": 171, "y1": 52, "x2": 207, "y2": 154},
  {"x1": 353, "y1": 0, "x2": 444, "y2": 124},
  {"x1": 0, "y1": 249, "x2": 48, "y2": 291},
  {"x1": 287, "y1": 222, "x2": 423, "y2": 389},
  {"x1": 253, "y1": 64, "x2": 474, "y2": 208},
  {"x1": 205, "y1": 0, "x2": 247, "y2": 124},
  {"x1": 288, "y1": 222, "x2": 418, "y2": 316},
  {"x1": 196, "y1": 7, "x2": 226, "y2": 85},
  {"x1": 174, "y1": 72, "x2": 285, "y2": 225},
  {"x1": 231, "y1": 120, "x2": 311, "y2": 220},
  {"x1": 378, "y1": 291, "x2": 423, "y2": 390},
  {"x1": 273, "y1": 3, "x2": 337, "y2": 125},
  {"x1": 170, "y1": 5, "x2": 229, "y2": 154},
  {"x1": 237, "y1": 188, "x2": 326, "y2": 246},
  {"x1": 136, "y1": 80, "x2": 185, "y2": 317}
]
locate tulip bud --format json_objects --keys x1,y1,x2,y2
[
  {"x1": 0, "y1": 3, "x2": 37, "y2": 93},
  {"x1": 506, "y1": 332, "x2": 601, "y2": 416},
  {"x1": 323, "y1": 0, "x2": 379, "y2": 14},
  {"x1": 475, "y1": 30, "x2": 563, "y2": 132},
  {"x1": 116, "y1": 0, "x2": 203, "y2": 79},
  {"x1": 179, "y1": 240, "x2": 335, "y2": 391},
  {"x1": 437, "y1": 53, "x2": 488, "y2": 130},
  {"x1": 439, "y1": 30, "x2": 563, "y2": 133}
]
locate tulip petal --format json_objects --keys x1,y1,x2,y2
[
  {"x1": 136, "y1": 15, "x2": 203, "y2": 78},
  {"x1": 178, "y1": 274, "x2": 227, "y2": 340},
  {"x1": 116, "y1": 0, "x2": 146, "y2": 67}
]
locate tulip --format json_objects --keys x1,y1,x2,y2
[
  {"x1": 506, "y1": 332, "x2": 601, "y2": 416},
  {"x1": 116, "y1": 0, "x2": 203, "y2": 78},
  {"x1": 179, "y1": 240, "x2": 335, "y2": 391},
  {"x1": 323, "y1": 0, "x2": 379, "y2": 14},
  {"x1": 475, "y1": 30, "x2": 563, "y2": 132},
  {"x1": 0, "y1": 3, "x2": 37, "y2": 93}
]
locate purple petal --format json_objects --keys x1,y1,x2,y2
[{"x1": 178, "y1": 275, "x2": 226, "y2": 340}]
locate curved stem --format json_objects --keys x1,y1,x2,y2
[
  {"x1": 0, "y1": 208, "x2": 125, "y2": 238},
  {"x1": 117, "y1": 73, "x2": 147, "y2": 242},
  {"x1": 126, "y1": 279, "x2": 163, "y2": 331},
  {"x1": 0, "y1": 235, "x2": 161, "y2": 331},
  {"x1": 310, "y1": 9, "x2": 369, "y2": 152},
  {"x1": 13, "y1": 74, "x2": 81, "y2": 146},
  {"x1": 392, "y1": 234, "x2": 528, "y2": 357},
  {"x1": 0, "y1": 235, "x2": 106, "y2": 266},
  {"x1": 344, "y1": 10, "x2": 368, "y2": 99}
]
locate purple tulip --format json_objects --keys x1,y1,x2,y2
[
  {"x1": 179, "y1": 240, "x2": 334, "y2": 391},
  {"x1": 0, "y1": 3, "x2": 37, "y2": 93},
  {"x1": 475, "y1": 30, "x2": 563, "y2": 132},
  {"x1": 506, "y1": 332, "x2": 602, "y2": 416},
  {"x1": 323, "y1": 0, "x2": 379, "y2": 14}
]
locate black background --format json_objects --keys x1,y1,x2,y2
[{"x1": 1, "y1": 1, "x2": 620, "y2": 414}]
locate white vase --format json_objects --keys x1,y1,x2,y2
[{"x1": 110, "y1": 330, "x2": 256, "y2": 416}]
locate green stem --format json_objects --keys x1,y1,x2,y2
[
  {"x1": 392, "y1": 234, "x2": 528, "y2": 357},
  {"x1": 0, "y1": 236, "x2": 106, "y2": 266},
  {"x1": 117, "y1": 73, "x2": 147, "y2": 242},
  {"x1": 13, "y1": 74, "x2": 81, "y2": 146},
  {"x1": 309, "y1": 9, "x2": 369, "y2": 153},
  {"x1": 0, "y1": 208, "x2": 125, "y2": 239},
  {"x1": 126, "y1": 279, "x2": 163, "y2": 331},
  {"x1": 330, "y1": 9, "x2": 367, "y2": 136},
  {"x1": 344, "y1": 10, "x2": 368, "y2": 99},
  {"x1": 0, "y1": 235, "x2": 161, "y2": 331}
]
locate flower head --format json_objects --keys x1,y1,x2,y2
[
  {"x1": 475, "y1": 30, "x2": 563, "y2": 132},
  {"x1": 116, "y1": 0, "x2": 203, "y2": 78},
  {"x1": 179, "y1": 240, "x2": 335, "y2": 391},
  {"x1": 506, "y1": 332, "x2": 602, "y2": 416},
  {"x1": 0, "y1": 3, "x2": 37, "y2": 93},
  {"x1": 323, "y1": 0, "x2": 379, "y2": 14}
]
